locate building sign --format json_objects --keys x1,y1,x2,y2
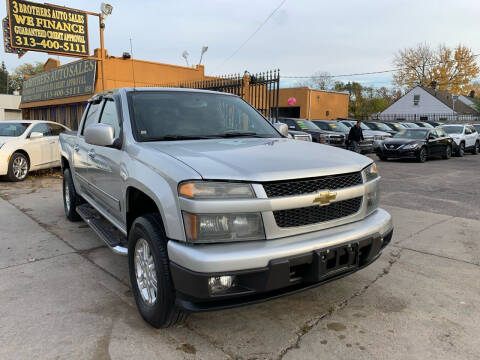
[
  {"x1": 21, "y1": 59, "x2": 96, "y2": 103},
  {"x1": 7, "y1": 0, "x2": 89, "y2": 56}
]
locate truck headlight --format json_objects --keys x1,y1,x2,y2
[
  {"x1": 366, "y1": 186, "x2": 380, "y2": 214},
  {"x1": 182, "y1": 212, "x2": 265, "y2": 243},
  {"x1": 362, "y1": 163, "x2": 379, "y2": 183},
  {"x1": 179, "y1": 181, "x2": 255, "y2": 200}
]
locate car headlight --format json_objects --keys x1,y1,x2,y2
[
  {"x1": 318, "y1": 134, "x2": 328, "y2": 143},
  {"x1": 182, "y1": 212, "x2": 265, "y2": 243},
  {"x1": 402, "y1": 143, "x2": 419, "y2": 150},
  {"x1": 178, "y1": 181, "x2": 255, "y2": 200},
  {"x1": 362, "y1": 163, "x2": 379, "y2": 182}
]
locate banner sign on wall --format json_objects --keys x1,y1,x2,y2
[
  {"x1": 7, "y1": 0, "x2": 89, "y2": 56},
  {"x1": 21, "y1": 59, "x2": 96, "y2": 102}
]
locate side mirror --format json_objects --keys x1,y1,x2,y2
[
  {"x1": 30, "y1": 131, "x2": 44, "y2": 139},
  {"x1": 85, "y1": 123, "x2": 115, "y2": 146},
  {"x1": 273, "y1": 122, "x2": 289, "y2": 137}
]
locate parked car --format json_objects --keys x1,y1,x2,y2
[
  {"x1": 278, "y1": 117, "x2": 345, "y2": 147},
  {"x1": 382, "y1": 122, "x2": 407, "y2": 133},
  {"x1": 376, "y1": 128, "x2": 454, "y2": 163},
  {"x1": 0, "y1": 120, "x2": 70, "y2": 181},
  {"x1": 440, "y1": 124, "x2": 479, "y2": 156},
  {"x1": 288, "y1": 130, "x2": 312, "y2": 141},
  {"x1": 365, "y1": 121, "x2": 397, "y2": 136},
  {"x1": 400, "y1": 122, "x2": 420, "y2": 128},
  {"x1": 425, "y1": 121, "x2": 445, "y2": 127},
  {"x1": 414, "y1": 122, "x2": 434, "y2": 129},
  {"x1": 60, "y1": 88, "x2": 393, "y2": 328},
  {"x1": 339, "y1": 120, "x2": 386, "y2": 152}
]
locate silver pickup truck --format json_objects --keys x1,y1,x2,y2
[{"x1": 59, "y1": 88, "x2": 393, "y2": 328}]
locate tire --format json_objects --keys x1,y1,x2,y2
[
  {"x1": 416, "y1": 147, "x2": 427, "y2": 163},
  {"x1": 128, "y1": 214, "x2": 187, "y2": 328},
  {"x1": 471, "y1": 141, "x2": 479, "y2": 155},
  {"x1": 457, "y1": 142, "x2": 465, "y2": 157},
  {"x1": 442, "y1": 145, "x2": 452, "y2": 160},
  {"x1": 378, "y1": 154, "x2": 388, "y2": 161},
  {"x1": 63, "y1": 168, "x2": 84, "y2": 221},
  {"x1": 7, "y1": 152, "x2": 29, "y2": 181}
]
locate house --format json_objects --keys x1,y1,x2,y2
[{"x1": 375, "y1": 85, "x2": 480, "y2": 123}]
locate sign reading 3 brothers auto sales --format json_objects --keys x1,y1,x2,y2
[
  {"x1": 22, "y1": 59, "x2": 96, "y2": 102},
  {"x1": 7, "y1": 0, "x2": 89, "y2": 56}
]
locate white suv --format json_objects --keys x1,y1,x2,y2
[{"x1": 441, "y1": 124, "x2": 479, "y2": 156}]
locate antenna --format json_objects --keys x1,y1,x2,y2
[{"x1": 129, "y1": 38, "x2": 136, "y2": 89}]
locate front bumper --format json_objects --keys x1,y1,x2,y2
[
  {"x1": 168, "y1": 208, "x2": 393, "y2": 311},
  {"x1": 376, "y1": 146, "x2": 419, "y2": 159}
]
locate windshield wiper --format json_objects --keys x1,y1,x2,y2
[
  {"x1": 147, "y1": 135, "x2": 216, "y2": 141},
  {"x1": 215, "y1": 131, "x2": 270, "y2": 138}
]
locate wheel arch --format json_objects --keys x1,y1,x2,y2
[
  {"x1": 10, "y1": 149, "x2": 30, "y2": 166},
  {"x1": 126, "y1": 186, "x2": 166, "y2": 235}
]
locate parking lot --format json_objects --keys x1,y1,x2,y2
[{"x1": 0, "y1": 154, "x2": 479, "y2": 360}]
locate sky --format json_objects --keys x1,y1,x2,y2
[{"x1": 2, "y1": 0, "x2": 480, "y2": 88}]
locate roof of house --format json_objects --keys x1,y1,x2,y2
[{"x1": 421, "y1": 86, "x2": 479, "y2": 115}]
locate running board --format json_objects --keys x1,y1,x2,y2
[{"x1": 76, "y1": 204, "x2": 128, "y2": 256}]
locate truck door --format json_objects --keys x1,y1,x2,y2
[
  {"x1": 73, "y1": 102, "x2": 102, "y2": 196},
  {"x1": 86, "y1": 98, "x2": 124, "y2": 224}
]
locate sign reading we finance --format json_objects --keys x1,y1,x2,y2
[{"x1": 7, "y1": 0, "x2": 89, "y2": 56}]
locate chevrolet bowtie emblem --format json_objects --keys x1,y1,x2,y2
[{"x1": 313, "y1": 191, "x2": 337, "y2": 206}]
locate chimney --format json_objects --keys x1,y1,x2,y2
[
  {"x1": 469, "y1": 90, "x2": 475, "y2": 98},
  {"x1": 429, "y1": 81, "x2": 437, "y2": 90}
]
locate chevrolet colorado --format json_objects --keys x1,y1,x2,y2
[{"x1": 59, "y1": 88, "x2": 393, "y2": 328}]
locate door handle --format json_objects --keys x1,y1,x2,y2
[
  {"x1": 87, "y1": 149, "x2": 96, "y2": 158},
  {"x1": 73, "y1": 145, "x2": 80, "y2": 152}
]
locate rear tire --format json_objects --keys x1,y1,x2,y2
[
  {"x1": 128, "y1": 214, "x2": 187, "y2": 328},
  {"x1": 7, "y1": 152, "x2": 29, "y2": 181},
  {"x1": 457, "y1": 142, "x2": 465, "y2": 157},
  {"x1": 442, "y1": 145, "x2": 452, "y2": 160},
  {"x1": 471, "y1": 141, "x2": 479, "y2": 155},
  {"x1": 63, "y1": 168, "x2": 84, "y2": 221},
  {"x1": 416, "y1": 147, "x2": 427, "y2": 163}
]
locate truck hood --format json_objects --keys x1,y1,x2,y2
[{"x1": 141, "y1": 138, "x2": 372, "y2": 182}]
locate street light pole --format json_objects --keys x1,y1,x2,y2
[{"x1": 99, "y1": 16, "x2": 105, "y2": 91}]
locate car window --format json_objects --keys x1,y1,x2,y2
[
  {"x1": 428, "y1": 130, "x2": 438, "y2": 138},
  {"x1": 29, "y1": 123, "x2": 52, "y2": 137},
  {"x1": 49, "y1": 123, "x2": 67, "y2": 136},
  {"x1": 464, "y1": 127, "x2": 472, "y2": 135},
  {"x1": 436, "y1": 129, "x2": 447, "y2": 137},
  {"x1": 0, "y1": 122, "x2": 30, "y2": 136},
  {"x1": 313, "y1": 121, "x2": 329, "y2": 130},
  {"x1": 81, "y1": 102, "x2": 102, "y2": 135},
  {"x1": 99, "y1": 100, "x2": 121, "y2": 138},
  {"x1": 467, "y1": 126, "x2": 476, "y2": 134}
]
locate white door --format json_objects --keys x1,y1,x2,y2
[
  {"x1": 465, "y1": 126, "x2": 477, "y2": 147},
  {"x1": 47, "y1": 123, "x2": 69, "y2": 166},
  {"x1": 23, "y1": 123, "x2": 55, "y2": 168}
]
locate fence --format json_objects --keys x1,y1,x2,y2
[
  {"x1": 370, "y1": 113, "x2": 480, "y2": 124},
  {"x1": 156, "y1": 70, "x2": 280, "y2": 120}
]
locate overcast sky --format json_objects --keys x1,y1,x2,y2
[{"x1": 2, "y1": 0, "x2": 480, "y2": 88}]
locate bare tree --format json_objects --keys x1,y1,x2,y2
[{"x1": 296, "y1": 71, "x2": 334, "y2": 90}]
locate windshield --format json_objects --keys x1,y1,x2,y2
[
  {"x1": 442, "y1": 125, "x2": 464, "y2": 134},
  {"x1": 473, "y1": 125, "x2": 480, "y2": 132},
  {"x1": 372, "y1": 122, "x2": 392, "y2": 131},
  {"x1": 0, "y1": 122, "x2": 30, "y2": 137},
  {"x1": 393, "y1": 129, "x2": 428, "y2": 139},
  {"x1": 313, "y1": 121, "x2": 349, "y2": 132},
  {"x1": 420, "y1": 122, "x2": 434, "y2": 128},
  {"x1": 128, "y1": 91, "x2": 281, "y2": 141},
  {"x1": 388, "y1": 123, "x2": 406, "y2": 130},
  {"x1": 295, "y1": 119, "x2": 321, "y2": 131}
]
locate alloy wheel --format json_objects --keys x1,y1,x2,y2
[
  {"x1": 64, "y1": 181, "x2": 71, "y2": 212},
  {"x1": 134, "y1": 238, "x2": 158, "y2": 305},
  {"x1": 13, "y1": 156, "x2": 28, "y2": 180}
]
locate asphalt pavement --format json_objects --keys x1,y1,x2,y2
[{"x1": 0, "y1": 154, "x2": 479, "y2": 359}]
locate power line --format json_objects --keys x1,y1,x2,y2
[
  {"x1": 217, "y1": 0, "x2": 288, "y2": 69},
  {"x1": 282, "y1": 53, "x2": 480, "y2": 79}
]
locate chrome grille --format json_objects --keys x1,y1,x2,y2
[
  {"x1": 273, "y1": 197, "x2": 363, "y2": 228},
  {"x1": 262, "y1": 172, "x2": 363, "y2": 198}
]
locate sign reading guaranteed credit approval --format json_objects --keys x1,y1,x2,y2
[{"x1": 7, "y1": 0, "x2": 89, "y2": 56}]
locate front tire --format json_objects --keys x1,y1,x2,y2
[
  {"x1": 457, "y1": 142, "x2": 465, "y2": 157},
  {"x1": 442, "y1": 145, "x2": 452, "y2": 160},
  {"x1": 63, "y1": 168, "x2": 84, "y2": 221},
  {"x1": 7, "y1": 152, "x2": 29, "y2": 181},
  {"x1": 471, "y1": 141, "x2": 479, "y2": 155},
  {"x1": 416, "y1": 147, "x2": 427, "y2": 163},
  {"x1": 128, "y1": 214, "x2": 187, "y2": 328}
]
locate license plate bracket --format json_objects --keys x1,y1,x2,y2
[{"x1": 316, "y1": 243, "x2": 359, "y2": 279}]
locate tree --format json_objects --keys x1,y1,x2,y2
[
  {"x1": 0, "y1": 62, "x2": 11, "y2": 94},
  {"x1": 9, "y1": 61, "x2": 44, "y2": 93},
  {"x1": 296, "y1": 71, "x2": 334, "y2": 90},
  {"x1": 393, "y1": 43, "x2": 480, "y2": 94}
]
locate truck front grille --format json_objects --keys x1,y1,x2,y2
[
  {"x1": 273, "y1": 197, "x2": 362, "y2": 228},
  {"x1": 262, "y1": 172, "x2": 362, "y2": 198}
]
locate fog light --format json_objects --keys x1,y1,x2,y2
[{"x1": 208, "y1": 275, "x2": 235, "y2": 294}]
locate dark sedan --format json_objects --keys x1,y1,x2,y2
[{"x1": 376, "y1": 128, "x2": 453, "y2": 163}]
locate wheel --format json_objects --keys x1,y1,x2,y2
[
  {"x1": 63, "y1": 168, "x2": 84, "y2": 221},
  {"x1": 471, "y1": 141, "x2": 479, "y2": 155},
  {"x1": 416, "y1": 147, "x2": 427, "y2": 163},
  {"x1": 128, "y1": 214, "x2": 187, "y2": 328},
  {"x1": 457, "y1": 142, "x2": 465, "y2": 157},
  {"x1": 378, "y1": 154, "x2": 388, "y2": 161},
  {"x1": 7, "y1": 152, "x2": 29, "y2": 181},
  {"x1": 442, "y1": 145, "x2": 452, "y2": 160}
]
